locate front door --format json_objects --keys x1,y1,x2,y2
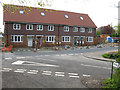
[
  {"x1": 28, "y1": 38, "x2": 33, "y2": 47},
  {"x1": 37, "y1": 37, "x2": 42, "y2": 47},
  {"x1": 74, "y1": 37, "x2": 77, "y2": 45}
]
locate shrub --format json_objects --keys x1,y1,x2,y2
[{"x1": 102, "y1": 53, "x2": 110, "y2": 58}]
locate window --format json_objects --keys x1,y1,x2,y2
[
  {"x1": 62, "y1": 36, "x2": 70, "y2": 42},
  {"x1": 80, "y1": 28, "x2": 85, "y2": 32},
  {"x1": 11, "y1": 35, "x2": 23, "y2": 42},
  {"x1": 46, "y1": 36, "x2": 55, "y2": 42},
  {"x1": 48, "y1": 25, "x2": 54, "y2": 31},
  {"x1": 80, "y1": 36, "x2": 85, "y2": 40},
  {"x1": 19, "y1": 10, "x2": 24, "y2": 14},
  {"x1": 37, "y1": 25, "x2": 43, "y2": 31},
  {"x1": 64, "y1": 15, "x2": 69, "y2": 19},
  {"x1": 88, "y1": 28, "x2": 92, "y2": 33},
  {"x1": 41, "y1": 12, "x2": 45, "y2": 16},
  {"x1": 26, "y1": 24, "x2": 33, "y2": 30},
  {"x1": 64, "y1": 26, "x2": 69, "y2": 32},
  {"x1": 80, "y1": 16, "x2": 84, "y2": 20},
  {"x1": 73, "y1": 27, "x2": 78, "y2": 32},
  {"x1": 13, "y1": 24, "x2": 21, "y2": 30},
  {"x1": 86, "y1": 37, "x2": 93, "y2": 42}
]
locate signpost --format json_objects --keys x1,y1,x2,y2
[
  {"x1": 113, "y1": 62, "x2": 120, "y2": 69},
  {"x1": 111, "y1": 61, "x2": 120, "y2": 80}
]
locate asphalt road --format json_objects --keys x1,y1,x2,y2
[{"x1": 1, "y1": 46, "x2": 118, "y2": 88}]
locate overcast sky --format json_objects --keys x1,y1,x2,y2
[{"x1": 0, "y1": 0, "x2": 119, "y2": 32}]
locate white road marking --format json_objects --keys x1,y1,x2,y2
[
  {"x1": 68, "y1": 73, "x2": 78, "y2": 76},
  {"x1": 1, "y1": 68, "x2": 12, "y2": 72},
  {"x1": 27, "y1": 72, "x2": 38, "y2": 74},
  {"x1": 42, "y1": 73, "x2": 52, "y2": 76},
  {"x1": 12, "y1": 61, "x2": 25, "y2": 65},
  {"x1": 12, "y1": 60, "x2": 59, "y2": 67},
  {"x1": 69, "y1": 75, "x2": 79, "y2": 78},
  {"x1": 43, "y1": 71, "x2": 52, "y2": 73},
  {"x1": 27, "y1": 70, "x2": 38, "y2": 74},
  {"x1": 80, "y1": 53, "x2": 83, "y2": 55},
  {"x1": 81, "y1": 64, "x2": 111, "y2": 69},
  {"x1": 4, "y1": 58, "x2": 12, "y2": 60},
  {"x1": 55, "y1": 55, "x2": 60, "y2": 56},
  {"x1": 55, "y1": 72, "x2": 65, "y2": 77},
  {"x1": 42, "y1": 71, "x2": 52, "y2": 75},
  {"x1": 83, "y1": 74, "x2": 91, "y2": 77},
  {"x1": 14, "y1": 69, "x2": 26, "y2": 73},
  {"x1": 55, "y1": 74, "x2": 65, "y2": 77},
  {"x1": 60, "y1": 54, "x2": 67, "y2": 56},
  {"x1": 55, "y1": 72, "x2": 65, "y2": 74},
  {"x1": 16, "y1": 57, "x2": 26, "y2": 59},
  {"x1": 27, "y1": 72, "x2": 37, "y2": 74},
  {"x1": 68, "y1": 54, "x2": 74, "y2": 56},
  {"x1": 29, "y1": 70, "x2": 38, "y2": 72}
]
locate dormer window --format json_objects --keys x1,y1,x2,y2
[
  {"x1": 80, "y1": 16, "x2": 84, "y2": 20},
  {"x1": 41, "y1": 12, "x2": 45, "y2": 16},
  {"x1": 19, "y1": 10, "x2": 24, "y2": 14},
  {"x1": 64, "y1": 15, "x2": 69, "y2": 19}
]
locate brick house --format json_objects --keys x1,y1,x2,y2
[{"x1": 4, "y1": 4, "x2": 97, "y2": 48}]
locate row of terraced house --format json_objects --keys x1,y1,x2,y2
[{"x1": 3, "y1": 4, "x2": 97, "y2": 48}]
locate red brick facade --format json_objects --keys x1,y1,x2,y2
[{"x1": 4, "y1": 5, "x2": 97, "y2": 48}]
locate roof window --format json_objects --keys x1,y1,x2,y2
[
  {"x1": 19, "y1": 10, "x2": 24, "y2": 14},
  {"x1": 64, "y1": 15, "x2": 69, "y2": 19},
  {"x1": 41, "y1": 12, "x2": 45, "y2": 16},
  {"x1": 80, "y1": 16, "x2": 84, "y2": 20}
]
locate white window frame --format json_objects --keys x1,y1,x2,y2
[
  {"x1": 80, "y1": 28, "x2": 85, "y2": 32},
  {"x1": 80, "y1": 36, "x2": 85, "y2": 40},
  {"x1": 45, "y1": 36, "x2": 55, "y2": 42},
  {"x1": 88, "y1": 28, "x2": 92, "y2": 33},
  {"x1": 11, "y1": 35, "x2": 23, "y2": 42},
  {"x1": 13, "y1": 24, "x2": 21, "y2": 30},
  {"x1": 62, "y1": 36, "x2": 70, "y2": 42},
  {"x1": 48, "y1": 25, "x2": 54, "y2": 31},
  {"x1": 86, "y1": 37, "x2": 93, "y2": 42},
  {"x1": 26, "y1": 24, "x2": 33, "y2": 30},
  {"x1": 37, "y1": 25, "x2": 43, "y2": 31},
  {"x1": 73, "y1": 27, "x2": 78, "y2": 32},
  {"x1": 64, "y1": 26, "x2": 69, "y2": 32}
]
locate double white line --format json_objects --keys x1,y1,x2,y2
[{"x1": 68, "y1": 73, "x2": 79, "y2": 78}]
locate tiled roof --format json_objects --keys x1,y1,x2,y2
[{"x1": 4, "y1": 4, "x2": 97, "y2": 28}]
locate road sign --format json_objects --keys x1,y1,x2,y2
[{"x1": 113, "y1": 62, "x2": 120, "y2": 69}]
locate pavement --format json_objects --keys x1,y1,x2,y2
[{"x1": 83, "y1": 49, "x2": 118, "y2": 62}]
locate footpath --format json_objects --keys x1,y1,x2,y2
[
  {"x1": 83, "y1": 49, "x2": 118, "y2": 62},
  {"x1": 81, "y1": 49, "x2": 118, "y2": 88}
]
